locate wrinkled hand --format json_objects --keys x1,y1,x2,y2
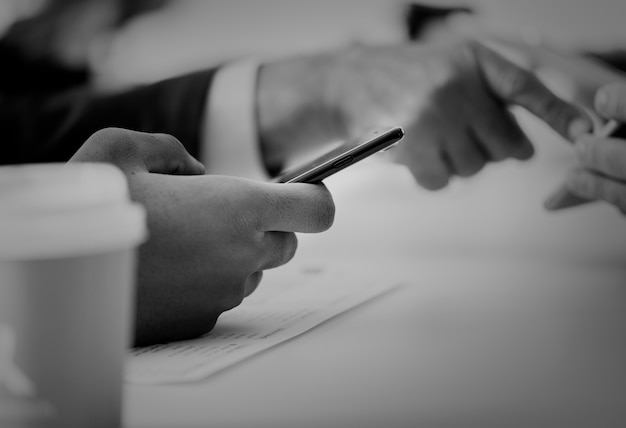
[
  {"x1": 70, "y1": 128, "x2": 335, "y2": 345},
  {"x1": 561, "y1": 83, "x2": 626, "y2": 213},
  {"x1": 258, "y1": 39, "x2": 591, "y2": 190}
]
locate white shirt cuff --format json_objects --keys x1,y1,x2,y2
[{"x1": 200, "y1": 59, "x2": 268, "y2": 181}]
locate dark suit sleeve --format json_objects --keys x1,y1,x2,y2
[
  {"x1": 585, "y1": 49, "x2": 626, "y2": 74},
  {"x1": 1, "y1": 68, "x2": 217, "y2": 165}
]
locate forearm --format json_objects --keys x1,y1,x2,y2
[{"x1": 1, "y1": 69, "x2": 215, "y2": 165}]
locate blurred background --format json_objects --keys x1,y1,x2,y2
[
  {"x1": 2, "y1": 0, "x2": 626, "y2": 88},
  {"x1": 4, "y1": 4, "x2": 626, "y2": 426},
  {"x1": 2, "y1": 0, "x2": 626, "y2": 259}
]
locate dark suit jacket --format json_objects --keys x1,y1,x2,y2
[
  {"x1": 0, "y1": 41, "x2": 217, "y2": 165},
  {"x1": 2, "y1": 25, "x2": 625, "y2": 168}
]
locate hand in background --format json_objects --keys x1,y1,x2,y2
[
  {"x1": 561, "y1": 83, "x2": 626, "y2": 213},
  {"x1": 258, "y1": 39, "x2": 591, "y2": 190},
  {"x1": 484, "y1": 38, "x2": 626, "y2": 127},
  {"x1": 69, "y1": 128, "x2": 335, "y2": 346}
]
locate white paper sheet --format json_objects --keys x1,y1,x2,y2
[{"x1": 125, "y1": 263, "x2": 400, "y2": 384}]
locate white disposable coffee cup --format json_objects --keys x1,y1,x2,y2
[{"x1": 0, "y1": 163, "x2": 146, "y2": 428}]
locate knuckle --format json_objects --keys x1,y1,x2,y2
[
  {"x1": 237, "y1": 210, "x2": 264, "y2": 237},
  {"x1": 217, "y1": 274, "x2": 252, "y2": 310},
  {"x1": 277, "y1": 232, "x2": 298, "y2": 265},
  {"x1": 87, "y1": 127, "x2": 143, "y2": 162},
  {"x1": 576, "y1": 138, "x2": 593, "y2": 163},
  {"x1": 406, "y1": 156, "x2": 450, "y2": 190},
  {"x1": 152, "y1": 132, "x2": 184, "y2": 149},
  {"x1": 568, "y1": 170, "x2": 599, "y2": 198},
  {"x1": 487, "y1": 145, "x2": 509, "y2": 162},
  {"x1": 448, "y1": 140, "x2": 487, "y2": 175},
  {"x1": 220, "y1": 290, "x2": 245, "y2": 312},
  {"x1": 416, "y1": 172, "x2": 449, "y2": 190},
  {"x1": 243, "y1": 271, "x2": 262, "y2": 298},
  {"x1": 540, "y1": 95, "x2": 569, "y2": 129},
  {"x1": 514, "y1": 142, "x2": 535, "y2": 160},
  {"x1": 456, "y1": 159, "x2": 485, "y2": 177},
  {"x1": 149, "y1": 133, "x2": 187, "y2": 159},
  {"x1": 89, "y1": 127, "x2": 129, "y2": 146},
  {"x1": 500, "y1": 68, "x2": 534, "y2": 98},
  {"x1": 259, "y1": 232, "x2": 298, "y2": 270},
  {"x1": 313, "y1": 192, "x2": 336, "y2": 231},
  {"x1": 579, "y1": 141, "x2": 604, "y2": 171},
  {"x1": 234, "y1": 186, "x2": 269, "y2": 232},
  {"x1": 471, "y1": 132, "x2": 513, "y2": 162}
]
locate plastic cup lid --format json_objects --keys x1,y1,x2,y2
[{"x1": 0, "y1": 163, "x2": 147, "y2": 260}]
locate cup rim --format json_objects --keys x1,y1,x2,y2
[{"x1": 0, "y1": 163, "x2": 147, "y2": 259}]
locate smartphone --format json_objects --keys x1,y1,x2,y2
[{"x1": 274, "y1": 126, "x2": 405, "y2": 183}]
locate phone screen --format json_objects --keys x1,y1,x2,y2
[{"x1": 275, "y1": 126, "x2": 404, "y2": 183}]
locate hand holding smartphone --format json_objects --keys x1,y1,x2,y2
[{"x1": 274, "y1": 126, "x2": 404, "y2": 184}]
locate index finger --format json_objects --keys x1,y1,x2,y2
[
  {"x1": 472, "y1": 42, "x2": 592, "y2": 141},
  {"x1": 256, "y1": 182, "x2": 336, "y2": 233},
  {"x1": 72, "y1": 128, "x2": 205, "y2": 175}
]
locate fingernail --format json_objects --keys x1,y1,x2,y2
[{"x1": 568, "y1": 118, "x2": 591, "y2": 141}]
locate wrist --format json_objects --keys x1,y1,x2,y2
[{"x1": 256, "y1": 52, "x2": 345, "y2": 174}]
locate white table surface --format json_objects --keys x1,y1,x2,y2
[{"x1": 124, "y1": 113, "x2": 626, "y2": 428}]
